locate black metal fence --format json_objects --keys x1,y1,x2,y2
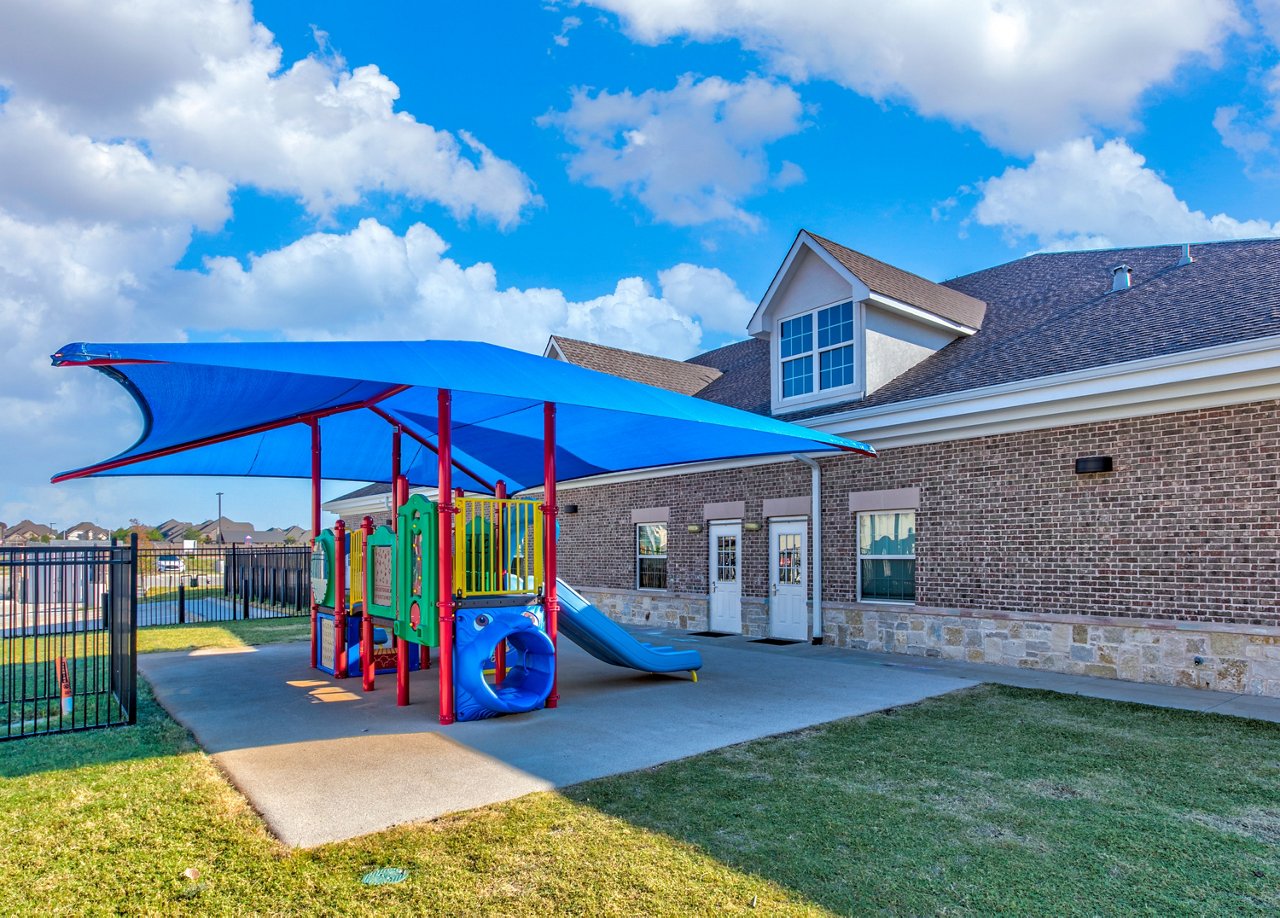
[
  {"x1": 135, "y1": 545, "x2": 311, "y2": 626},
  {"x1": 1, "y1": 538, "x2": 137, "y2": 740}
]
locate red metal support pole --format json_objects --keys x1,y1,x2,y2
[
  {"x1": 493, "y1": 479, "x2": 508, "y2": 686},
  {"x1": 391, "y1": 426, "x2": 402, "y2": 531},
  {"x1": 333, "y1": 519, "x2": 348, "y2": 678},
  {"x1": 437, "y1": 388, "x2": 457, "y2": 725},
  {"x1": 390, "y1": 425, "x2": 410, "y2": 705},
  {"x1": 310, "y1": 419, "x2": 321, "y2": 671},
  {"x1": 361, "y1": 515, "x2": 375, "y2": 692},
  {"x1": 543, "y1": 402, "x2": 559, "y2": 708},
  {"x1": 396, "y1": 471, "x2": 413, "y2": 704}
]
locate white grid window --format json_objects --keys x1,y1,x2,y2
[
  {"x1": 779, "y1": 301, "x2": 855, "y2": 400},
  {"x1": 857, "y1": 510, "x2": 916, "y2": 602},
  {"x1": 637, "y1": 522, "x2": 668, "y2": 590}
]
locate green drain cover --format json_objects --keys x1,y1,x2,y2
[{"x1": 361, "y1": 867, "x2": 409, "y2": 886}]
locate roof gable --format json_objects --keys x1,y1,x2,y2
[
  {"x1": 546, "y1": 336, "x2": 721, "y2": 396},
  {"x1": 749, "y1": 230, "x2": 987, "y2": 336}
]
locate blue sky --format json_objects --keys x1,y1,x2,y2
[{"x1": 2, "y1": 0, "x2": 1279, "y2": 530}]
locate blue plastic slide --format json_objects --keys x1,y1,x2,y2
[{"x1": 555, "y1": 580, "x2": 702, "y2": 676}]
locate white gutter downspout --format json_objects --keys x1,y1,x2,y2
[{"x1": 792, "y1": 454, "x2": 823, "y2": 644}]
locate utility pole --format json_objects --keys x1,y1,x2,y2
[{"x1": 216, "y1": 491, "x2": 224, "y2": 543}]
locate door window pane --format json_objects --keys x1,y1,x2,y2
[
  {"x1": 776, "y1": 532, "x2": 803, "y2": 585},
  {"x1": 716, "y1": 535, "x2": 737, "y2": 582}
]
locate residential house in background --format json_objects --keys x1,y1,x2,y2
[
  {"x1": 157, "y1": 519, "x2": 197, "y2": 542},
  {"x1": 189, "y1": 517, "x2": 310, "y2": 545},
  {"x1": 62, "y1": 521, "x2": 110, "y2": 541},
  {"x1": 541, "y1": 232, "x2": 1280, "y2": 698},
  {"x1": 2, "y1": 520, "x2": 59, "y2": 544}
]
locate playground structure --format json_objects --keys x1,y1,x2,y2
[
  {"x1": 311, "y1": 489, "x2": 565, "y2": 722},
  {"x1": 305, "y1": 398, "x2": 702, "y2": 724},
  {"x1": 48, "y1": 339, "x2": 874, "y2": 727}
]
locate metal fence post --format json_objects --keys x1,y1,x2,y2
[
  {"x1": 178, "y1": 583, "x2": 185, "y2": 624},
  {"x1": 242, "y1": 580, "x2": 250, "y2": 620},
  {"x1": 127, "y1": 533, "x2": 138, "y2": 724}
]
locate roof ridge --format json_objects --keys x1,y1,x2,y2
[
  {"x1": 942, "y1": 237, "x2": 1280, "y2": 287},
  {"x1": 802, "y1": 230, "x2": 987, "y2": 330},
  {"x1": 551, "y1": 335, "x2": 720, "y2": 373},
  {"x1": 804, "y1": 230, "x2": 961, "y2": 292},
  {"x1": 549, "y1": 335, "x2": 724, "y2": 396}
]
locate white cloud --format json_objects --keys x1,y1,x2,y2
[
  {"x1": 0, "y1": 0, "x2": 258, "y2": 123},
  {"x1": 0, "y1": 102, "x2": 230, "y2": 229},
  {"x1": 0, "y1": 0, "x2": 537, "y2": 226},
  {"x1": 580, "y1": 0, "x2": 1240, "y2": 152},
  {"x1": 554, "y1": 16, "x2": 583, "y2": 47},
  {"x1": 1211, "y1": 0, "x2": 1280, "y2": 177},
  {"x1": 656, "y1": 263, "x2": 755, "y2": 335},
  {"x1": 540, "y1": 74, "x2": 805, "y2": 228},
  {"x1": 973, "y1": 137, "x2": 1280, "y2": 250},
  {"x1": 1, "y1": 214, "x2": 753, "y2": 528},
  {"x1": 0, "y1": 0, "x2": 571, "y2": 529},
  {"x1": 181, "y1": 218, "x2": 728, "y2": 358},
  {"x1": 141, "y1": 54, "x2": 536, "y2": 225}
]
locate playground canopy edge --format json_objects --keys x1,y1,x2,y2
[{"x1": 49, "y1": 339, "x2": 876, "y2": 493}]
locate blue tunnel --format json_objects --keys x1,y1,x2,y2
[{"x1": 453, "y1": 605, "x2": 556, "y2": 722}]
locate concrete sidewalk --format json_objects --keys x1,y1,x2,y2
[
  {"x1": 784, "y1": 640, "x2": 1280, "y2": 724},
  {"x1": 140, "y1": 632, "x2": 973, "y2": 847}
]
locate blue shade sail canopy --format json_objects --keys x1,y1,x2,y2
[{"x1": 50, "y1": 340, "x2": 875, "y2": 493}]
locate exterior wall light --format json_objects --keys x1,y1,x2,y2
[
  {"x1": 1074, "y1": 456, "x2": 1113, "y2": 474},
  {"x1": 743, "y1": 522, "x2": 762, "y2": 532}
]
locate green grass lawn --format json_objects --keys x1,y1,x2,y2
[
  {"x1": 1, "y1": 634, "x2": 1278, "y2": 915},
  {"x1": 136, "y1": 616, "x2": 310, "y2": 654}
]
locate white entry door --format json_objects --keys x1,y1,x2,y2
[
  {"x1": 769, "y1": 520, "x2": 808, "y2": 640},
  {"x1": 708, "y1": 522, "x2": 742, "y2": 633}
]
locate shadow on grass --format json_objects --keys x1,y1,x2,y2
[
  {"x1": 562, "y1": 684, "x2": 1280, "y2": 916},
  {"x1": 0, "y1": 678, "x2": 192, "y2": 780}
]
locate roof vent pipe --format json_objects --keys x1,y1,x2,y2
[
  {"x1": 1110, "y1": 264, "x2": 1132, "y2": 292},
  {"x1": 1178, "y1": 243, "x2": 1194, "y2": 266}
]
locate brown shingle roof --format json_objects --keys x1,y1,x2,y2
[
  {"x1": 778, "y1": 237, "x2": 1280, "y2": 419},
  {"x1": 685, "y1": 338, "x2": 770, "y2": 414},
  {"x1": 806, "y1": 231, "x2": 987, "y2": 330},
  {"x1": 548, "y1": 336, "x2": 722, "y2": 396}
]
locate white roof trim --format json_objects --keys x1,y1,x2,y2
[
  {"x1": 519, "y1": 452, "x2": 826, "y2": 495},
  {"x1": 808, "y1": 333, "x2": 1280, "y2": 449},
  {"x1": 866, "y1": 292, "x2": 977, "y2": 336},
  {"x1": 543, "y1": 337, "x2": 567, "y2": 360}
]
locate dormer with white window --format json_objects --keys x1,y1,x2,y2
[{"x1": 749, "y1": 231, "x2": 986, "y2": 415}]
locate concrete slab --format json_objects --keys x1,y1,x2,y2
[
  {"x1": 139, "y1": 632, "x2": 973, "y2": 847},
  {"x1": 783, "y1": 643, "x2": 1280, "y2": 723}
]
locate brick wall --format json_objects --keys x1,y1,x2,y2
[
  {"x1": 558, "y1": 462, "x2": 813, "y2": 601},
  {"x1": 559, "y1": 398, "x2": 1280, "y2": 629}
]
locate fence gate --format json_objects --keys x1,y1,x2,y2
[{"x1": 0, "y1": 536, "x2": 138, "y2": 740}]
